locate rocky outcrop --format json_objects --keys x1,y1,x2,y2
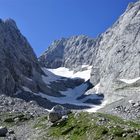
[
  {"x1": 99, "y1": 93, "x2": 140, "y2": 120},
  {"x1": 0, "y1": 126, "x2": 8, "y2": 137},
  {"x1": 39, "y1": 35, "x2": 101, "y2": 69},
  {"x1": 0, "y1": 18, "x2": 50, "y2": 96},
  {"x1": 48, "y1": 105, "x2": 71, "y2": 123},
  {"x1": 90, "y1": 0, "x2": 140, "y2": 98},
  {"x1": 0, "y1": 18, "x2": 84, "y2": 100}
]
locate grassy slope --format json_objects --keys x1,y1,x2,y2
[
  {"x1": 0, "y1": 112, "x2": 140, "y2": 140},
  {"x1": 34, "y1": 112, "x2": 140, "y2": 140}
]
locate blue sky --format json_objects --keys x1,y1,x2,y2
[{"x1": 0, "y1": 0, "x2": 137, "y2": 56}]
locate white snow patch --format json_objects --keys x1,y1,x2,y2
[
  {"x1": 94, "y1": 83, "x2": 100, "y2": 94},
  {"x1": 79, "y1": 94, "x2": 103, "y2": 103},
  {"x1": 21, "y1": 65, "x2": 106, "y2": 112},
  {"x1": 15, "y1": 90, "x2": 22, "y2": 95},
  {"x1": 23, "y1": 84, "x2": 107, "y2": 112},
  {"x1": 47, "y1": 66, "x2": 92, "y2": 81},
  {"x1": 22, "y1": 86, "x2": 32, "y2": 92},
  {"x1": 72, "y1": 68, "x2": 92, "y2": 81},
  {"x1": 85, "y1": 83, "x2": 101, "y2": 95},
  {"x1": 21, "y1": 85, "x2": 106, "y2": 112},
  {"x1": 35, "y1": 92, "x2": 92, "y2": 107},
  {"x1": 25, "y1": 77, "x2": 33, "y2": 81},
  {"x1": 36, "y1": 91, "x2": 107, "y2": 112},
  {"x1": 42, "y1": 67, "x2": 61, "y2": 84},
  {"x1": 120, "y1": 77, "x2": 140, "y2": 84},
  {"x1": 47, "y1": 67, "x2": 74, "y2": 78},
  {"x1": 128, "y1": 100, "x2": 134, "y2": 104},
  {"x1": 60, "y1": 83, "x2": 88, "y2": 98},
  {"x1": 85, "y1": 100, "x2": 108, "y2": 113},
  {"x1": 81, "y1": 65, "x2": 90, "y2": 68},
  {"x1": 34, "y1": 83, "x2": 91, "y2": 107}
]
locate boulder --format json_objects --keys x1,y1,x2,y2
[
  {"x1": 8, "y1": 129, "x2": 15, "y2": 134},
  {"x1": 48, "y1": 105, "x2": 71, "y2": 123},
  {"x1": 51, "y1": 105, "x2": 71, "y2": 115},
  {"x1": 48, "y1": 112, "x2": 62, "y2": 123},
  {"x1": 0, "y1": 126, "x2": 8, "y2": 137}
]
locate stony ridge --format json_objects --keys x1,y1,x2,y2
[
  {"x1": 39, "y1": 35, "x2": 101, "y2": 69},
  {"x1": 90, "y1": 0, "x2": 140, "y2": 98}
]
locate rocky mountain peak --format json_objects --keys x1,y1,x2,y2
[
  {"x1": 39, "y1": 34, "x2": 99, "y2": 69},
  {"x1": 0, "y1": 18, "x2": 48, "y2": 96},
  {"x1": 127, "y1": 0, "x2": 140, "y2": 9},
  {"x1": 3, "y1": 18, "x2": 18, "y2": 29}
]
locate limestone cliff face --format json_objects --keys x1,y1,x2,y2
[
  {"x1": 39, "y1": 35, "x2": 101, "y2": 69},
  {"x1": 90, "y1": 0, "x2": 140, "y2": 96},
  {"x1": 0, "y1": 19, "x2": 45, "y2": 95}
]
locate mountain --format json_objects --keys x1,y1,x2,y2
[
  {"x1": 0, "y1": 1, "x2": 140, "y2": 140},
  {"x1": 90, "y1": 0, "x2": 140, "y2": 100},
  {"x1": 39, "y1": 0, "x2": 140, "y2": 103},
  {"x1": 0, "y1": 18, "x2": 100, "y2": 110},
  {"x1": 39, "y1": 35, "x2": 101, "y2": 69},
  {"x1": 0, "y1": 0, "x2": 139, "y2": 121},
  {"x1": 0, "y1": 18, "x2": 44, "y2": 95}
]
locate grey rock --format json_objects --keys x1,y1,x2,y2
[
  {"x1": 0, "y1": 94, "x2": 48, "y2": 117},
  {"x1": 90, "y1": 0, "x2": 140, "y2": 98},
  {"x1": 96, "y1": 117, "x2": 108, "y2": 125},
  {"x1": 39, "y1": 35, "x2": 100, "y2": 69},
  {"x1": 48, "y1": 111, "x2": 62, "y2": 123},
  {"x1": 51, "y1": 105, "x2": 71, "y2": 115},
  {"x1": 0, "y1": 18, "x2": 51, "y2": 96},
  {"x1": 8, "y1": 129, "x2": 15, "y2": 134},
  {"x1": 0, "y1": 126, "x2": 8, "y2": 137},
  {"x1": 99, "y1": 93, "x2": 140, "y2": 120},
  {"x1": 48, "y1": 105, "x2": 71, "y2": 123}
]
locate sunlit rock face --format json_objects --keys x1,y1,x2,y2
[
  {"x1": 0, "y1": 18, "x2": 44, "y2": 95},
  {"x1": 90, "y1": 0, "x2": 140, "y2": 97},
  {"x1": 39, "y1": 35, "x2": 101, "y2": 69}
]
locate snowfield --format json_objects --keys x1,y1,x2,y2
[
  {"x1": 47, "y1": 66, "x2": 92, "y2": 81},
  {"x1": 22, "y1": 66, "x2": 107, "y2": 112},
  {"x1": 24, "y1": 88, "x2": 106, "y2": 112},
  {"x1": 120, "y1": 77, "x2": 140, "y2": 84},
  {"x1": 85, "y1": 100, "x2": 108, "y2": 112},
  {"x1": 37, "y1": 83, "x2": 91, "y2": 107},
  {"x1": 41, "y1": 67, "x2": 62, "y2": 84}
]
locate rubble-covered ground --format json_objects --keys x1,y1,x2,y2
[{"x1": 0, "y1": 111, "x2": 140, "y2": 140}]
